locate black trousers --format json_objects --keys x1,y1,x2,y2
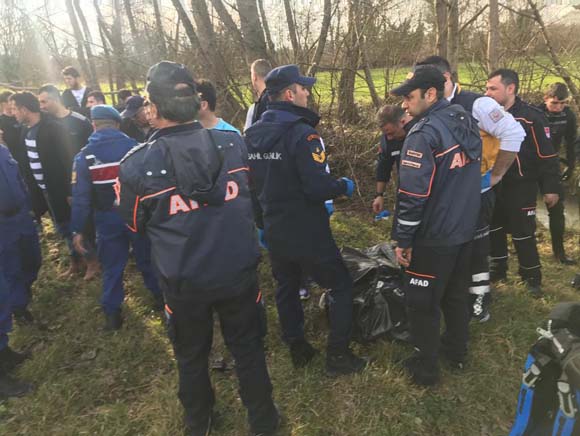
[
  {"x1": 490, "y1": 181, "x2": 541, "y2": 281},
  {"x1": 547, "y1": 193, "x2": 566, "y2": 257},
  {"x1": 469, "y1": 189, "x2": 495, "y2": 315},
  {"x1": 164, "y1": 279, "x2": 278, "y2": 434},
  {"x1": 404, "y1": 242, "x2": 472, "y2": 365},
  {"x1": 269, "y1": 251, "x2": 353, "y2": 354}
]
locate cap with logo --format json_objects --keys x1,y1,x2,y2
[
  {"x1": 121, "y1": 96, "x2": 145, "y2": 119},
  {"x1": 390, "y1": 65, "x2": 446, "y2": 96},
  {"x1": 146, "y1": 61, "x2": 197, "y2": 100},
  {"x1": 91, "y1": 105, "x2": 122, "y2": 123},
  {"x1": 265, "y1": 64, "x2": 317, "y2": 94}
]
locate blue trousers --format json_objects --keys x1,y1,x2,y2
[
  {"x1": 0, "y1": 268, "x2": 11, "y2": 351},
  {"x1": 0, "y1": 233, "x2": 42, "y2": 314},
  {"x1": 96, "y1": 216, "x2": 162, "y2": 315}
]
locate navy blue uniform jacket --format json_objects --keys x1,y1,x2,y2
[
  {"x1": 245, "y1": 102, "x2": 348, "y2": 259},
  {"x1": 395, "y1": 100, "x2": 482, "y2": 249}
]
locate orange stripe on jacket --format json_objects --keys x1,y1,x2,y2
[{"x1": 407, "y1": 270, "x2": 436, "y2": 279}]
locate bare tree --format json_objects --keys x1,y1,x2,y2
[
  {"x1": 338, "y1": 0, "x2": 361, "y2": 123},
  {"x1": 487, "y1": 0, "x2": 499, "y2": 72},
  {"x1": 257, "y1": 0, "x2": 276, "y2": 60},
  {"x1": 236, "y1": 0, "x2": 269, "y2": 61},
  {"x1": 65, "y1": 0, "x2": 98, "y2": 87},
  {"x1": 447, "y1": 0, "x2": 459, "y2": 72},
  {"x1": 307, "y1": 0, "x2": 332, "y2": 76},
  {"x1": 434, "y1": 0, "x2": 448, "y2": 58},
  {"x1": 209, "y1": 0, "x2": 246, "y2": 60},
  {"x1": 284, "y1": 0, "x2": 301, "y2": 62},
  {"x1": 151, "y1": 0, "x2": 168, "y2": 58}
]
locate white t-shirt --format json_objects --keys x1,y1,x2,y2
[{"x1": 71, "y1": 87, "x2": 86, "y2": 106}]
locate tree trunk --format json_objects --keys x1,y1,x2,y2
[
  {"x1": 72, "y1": 0, "x2": 99, "y2": 89},
  {"x1": 151, "y1": 0, "x2": 168, "y2": 58},
  {"x1": 209, "y1": 0, "x2": 247, "y2": 61},
  {"x1": 283, "y1": 0, "x2": 300, "y2": 62},
  {"x1": 235, "y1": 0, "x2": 269, "y2": 61},
  {"x1": 110, "y1": 0, "x2": 128, "y2": 90},
  {"x1": 338, "y1": 0, "x2": 360, "y2": 124},
  {"x1": 527, "y1": 0, "x2": 580, "y2": 109},
  {"x1": 64, "y1": 0, "x2": 96, "y2": 88},
  {"x1": 435, "y1": 0, "x2": 448, "y2": 59},
  {"x1": 447, "y1": 0, "x2": 459, "y2": 74},
  {"x1": 169, "y1": 0, "x2": 202, "y2": 53},
  {"x1": 307, "y1": 0, "x2": 332, "y2": 76},
  {"x1": 190, "y1": 0, "x2": 243, "y2": 120},
  {"x1": 257, "y1": 0, "x2": 276, "y2": 60},
  {"x1": 96, "y1": 15, "x2": 115, "y2": 102},
  {"x1": 487, "y1": 0, "x2": 499, "y2": 72}
]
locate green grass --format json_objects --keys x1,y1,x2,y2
[{"x1": 1, "y1": 210, "x2": 579, "y2": 435}]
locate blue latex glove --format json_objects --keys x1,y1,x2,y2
[
  {"x1": 341, "y1": 177, "x2": 355, "y2": 197},
  {"x1": 257, "y1": 228, "x2": 268, "y2": 250},
  {"x1": 325, "y1": 202, "x2": 334, "y2": 216},
  {"x1": 374, "y1": 210, "x2": 391, "y2": 221}
]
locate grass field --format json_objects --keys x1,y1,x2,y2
[{"x1": 1, "y1": 209, "x2": 579, "y2": 436}]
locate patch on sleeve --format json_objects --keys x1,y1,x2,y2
[
  {"x1": 489, "y1": 108, "x2": 504, "y2": 123},
  {"x1": 71, "y1": 170, "x2": 77, "y2": 185},
  {"x1": 406, "y1": 150, "x2": 423, "y2": 158},
  {"x1": 544, "y1": 127, "x2": 551, "y2": 139},
  {"x1": 311, "y1": 146, "x2": 326, "y2": 164},
  {"x1": 307, "y1": 134, "x2": 321, "y2": 142},
  {"x1": 401, "y1": 159, "x2": 421, "y2": 169}
]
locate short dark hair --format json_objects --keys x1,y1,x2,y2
[
  {"x1": 62, "y1": 66, "x2": 80, "y2": 78},
  {"x1": 416, "y1": 56, "x2": 451, "y2": 74},
  {"x1": 196, "y1": 79, "x2": 217, "y2": 112},
  {"x1": 251, "y1": 59, "x2": 273, "y2": 79},
  {"x1": 38, "y1": 84, "x2": 61, "y2": 101},
  {"x1": 489, "y1": 68, "x2": 519, "y2": 94},
  {"x1": 376, "y1": 105, "x2": 405, "y2": 127},
  {"x1": 268, "y1": 84, "x2": 297, "y2": 103},
  {"x1": 9, "y1": 92, "x2": 40, "y2": 113},
  {"x1": 117, "y1": 89, "x2": 132, "y2": 101},
  {"x1": 149, "y1": 87, "x2": 200, "y2": 123},
  {"x1": 544, "y1": 82, "x2": 569, "y2": 100},
  {"x1": 87, "y1": 90, "x2": 106, "y2": 104},
  {"x1": 0, "y1": 91, "x2": 14, "y2": 103}
]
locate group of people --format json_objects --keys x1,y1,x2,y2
[{"x1": 0, "y1": 55, "x2": 578, "y2": 435}]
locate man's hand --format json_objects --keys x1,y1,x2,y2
[
  {"x1": 372, "y1": 196, "x2": 384, "y2": 214},
  {"x1": 544, "y1": 193, "x2": 560, "y2": 209},
  {"x1": 72, "y1": 233, "x2": 88, "y2": 255},
  {"x1": 395, "y1": 246, "x2": 412, "y2": 268}
]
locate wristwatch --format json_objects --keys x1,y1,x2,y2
[{"x1": 375, "y1": 193, "x2": 385, "y2": 199}]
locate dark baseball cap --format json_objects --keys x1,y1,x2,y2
[
  {"x1": 146, "y1": 61, "x2": 197, "y2": 100},
  {"x1": 390, "y1": 66, "x2": 446, "y2": 96},
  {"x1": 121, "y1": 96, "x2": 145, "y2": 119},
  {"x1": 265, "y1": 65, "x2": 316, "y2": 94}
]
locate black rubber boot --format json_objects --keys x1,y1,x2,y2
[
  {"x1": 403, "y1": 354, "x2": 440, "y2": 386},
  {"x1": 104, "y1": 309, "x2": 123, "y2": 331},
  {"x1": 289, "y1": 339, "x2": 318, "y2": 369},
  {"x1": 0, "y1": 373, "x2": 33, "y2": 398},
  {"x1": 525, "y1": 277, "x2": 543, "y2": 298},
  {"x1": 0, "y1": 346, "x2": 31, "y2": 373},
  {"x1": 326, "y1": 348, "x2": 367, "y2": 377}
]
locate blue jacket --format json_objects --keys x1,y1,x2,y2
[
  {"x1": 118, "y1": 122, "x2": 259, "y2": 301},
  {"x1": 70, "y1": 128, "x2": 137, "y2": 234},
  {"x1": 0, "y1": 145, "x2": 36, "y2": 250},
  {"x1": 395, "y1": 99, "x2": 482, "y2": 248},
  {"x1": 245, "y1": 102, "x2": 348, "y2": 259}
]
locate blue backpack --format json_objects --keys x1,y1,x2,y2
[{"x1": 510, "y1": 303, "x2": 580, "y2": 436}]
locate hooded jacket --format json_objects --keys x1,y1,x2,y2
[
  {"x1": 70, "y1": 128, "x2": 137, "y2": 234},
  {"x1": 395, "y1": 99, "x2": 482, "y2": 248},
  {"x1": 117, "y1": 122, "x2": 259, "y2": 301},
  {"x1": 245, "y1": 102, "x2": 348, "y2": 259}
]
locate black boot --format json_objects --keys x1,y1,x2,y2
[
  {"x1": 0, "y1": 373, "x2": 32, "y2": 398},
  {"x1": 555, "y1": 251, "x2": 576, "y2": 265},
  {"x1": 104, "y1": 309, "x2": 123, "y2": 331},
  {"x1": 524, "y1": 277, "x2": 543, "y2": 298},
  {"x1": 184, "y1": 412, "x2": 212, "y2": 436},
  {"x1": 152, "y1": 294, "x2": 164, "y2": 312},
  {"x1": 13, "y1": 308, "x2": 34, "y2": 326},
  {"x1": 289, "y1": 339, "x2": 318, "y2": 368},
  {"x1": 490, "y1": 263, "x2": 507, "y2": 283},
  {"x1": 326, "y1": 348, "x2": 367, "y2": 377},
  {"x1": 402, "y1": 353, "x2": 440, "y2": 386},
  {"x1": 470, "y1": 293, "x2": 491, "y2": 323},
  {"x1": 571, "y1": 273, "x2": 580, "y2": 289},
  {"x1": 0, "y1": 346, "x2": 31, "y2": 373}
]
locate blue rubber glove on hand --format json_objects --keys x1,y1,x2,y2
[
  {"x1": 341, "y1": 177, "x2": 355, "y2": 197},
  {"x1": 257, "y1": 228, "x2": 268, "y2": 250},
  {"x1": 325, "y1": 201, "x2": 334, "y2": 216}
]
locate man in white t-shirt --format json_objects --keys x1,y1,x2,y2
[{"x1": 61, "y1": 66, "x2": 92, "y2": 117}]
